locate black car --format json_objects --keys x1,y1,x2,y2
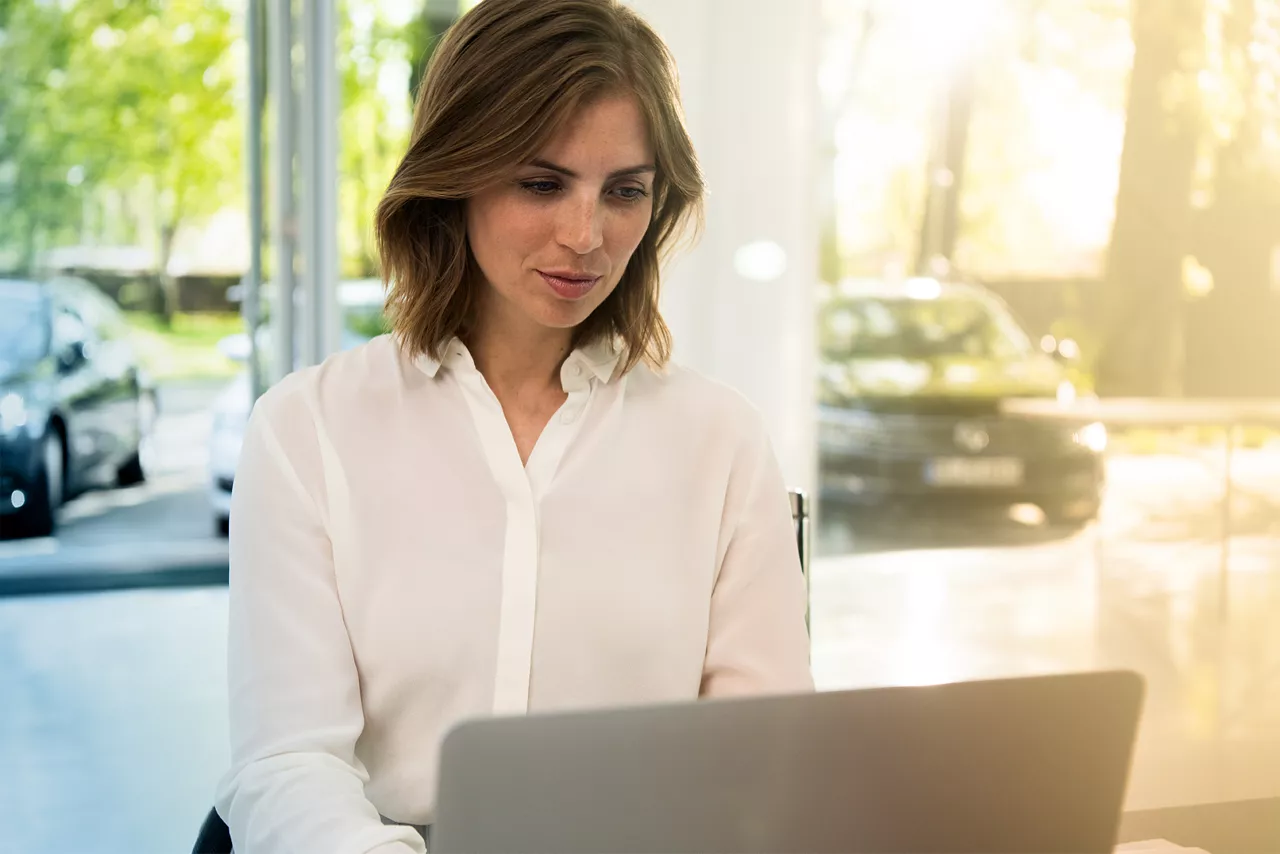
[
  {"x1": 0, "y1": 276, "x2": 155, "y2": 538},
  {"x1": 817, "y1": 279, "x2": 1106, "y2": 526}
]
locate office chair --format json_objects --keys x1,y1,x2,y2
[
  {"x1": 790, "y1": 488, "x2": 811, "y2": 632},
  {"x1": 192, "y1": 488, "x2": 813, "y2": 853}
]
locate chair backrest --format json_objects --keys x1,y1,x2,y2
[
  {"x1": 789, "y1": 488, "x2": 812, "y2": 634},
  {"x1": 192, "y1": 806, "x2": 231, "y2": 853}
]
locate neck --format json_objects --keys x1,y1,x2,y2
[{"x1": 467, "y1": 310, "x2": 574, "y2": 399}]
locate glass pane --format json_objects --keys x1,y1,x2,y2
[
  {"x1": 814, "y1": 0, "x2": 1280, "y2": 820},
  {"x1": 0, "y1": 1, "x2": 445, "y2": 849}
]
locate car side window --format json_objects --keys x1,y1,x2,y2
[
  {"x1": 48, "y1": 277, "x2": 129, "y2": 343},
  {"x1": 83, "y1": 289, "x2": 130, "y2": 342}
]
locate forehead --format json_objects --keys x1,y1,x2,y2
[{"x1": 536, "y1": 90, "x2": 654, "y2": 168}]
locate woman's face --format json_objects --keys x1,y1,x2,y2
[{"x1": 466, "y1": 90, "x2": 656, "y2": 338}]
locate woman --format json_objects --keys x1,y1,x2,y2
[{"x1": 215, "y1": 0, "x2": 812, "y2": 851}]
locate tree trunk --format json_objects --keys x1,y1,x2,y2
[
  {"x1": 19, "y1": 215, "x2": 38, "y2": 277},
  {"x1": 1184, "y1": 0, "x2": 1280, "y2": 396},
  {"x1": 914, "y1": 57, "x2": 976, "y2": 279},
  {"x1": 157, "y1": 219, "x2": 180, "y2": 326},
  {"x1": 1096, "y1": 0, "x2": 1204, "y2": 397}
]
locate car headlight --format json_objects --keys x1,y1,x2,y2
[
  {"x1": 0, "y1": 393, "x2": 28, "y2": 434},
  {"x1": 1073, "y1": 421, "x2": 1107, "y2": 453}
]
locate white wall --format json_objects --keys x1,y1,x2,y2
[{"x1": 627, "y1": 0, "x2": 821, "y2": 494}]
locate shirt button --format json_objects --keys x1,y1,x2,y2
[
  {"x1": 571, "y1": 364, "x2": 583, "y2": 377},
  {"x1": 561, "y1": 409, "x2": 578, "y2": 424}
]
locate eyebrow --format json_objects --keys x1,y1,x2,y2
[{"x1": 527, "y1": 158, "x2": 656, "y2": 180}]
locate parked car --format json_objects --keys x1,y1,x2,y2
[
  {"x1": 208, "y1": 279, "x2": 386, "y2": 535},
  {"x1": 817, "y1": 278, "x2": 1106, "y2": 526},
  {"x1": 0, "y1": 276, "x2": 156, "y2": 538}
]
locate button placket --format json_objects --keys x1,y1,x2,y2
[
  {"x1": 448, "y1": 340, "x2": 606, "y2": 715},
  {"x1": 450, "y1": 365, "x2": 541, "y2": 715}
]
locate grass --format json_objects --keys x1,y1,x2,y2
[{"x1": 125, "y1": 311, "x2": 245, "y2": 382}]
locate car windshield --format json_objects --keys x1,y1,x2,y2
[
  {"x1": 0, "y1": 287, "x2": 50, "y2": 365},
  {"x1": 821, "y1": 295, "x2": 1033, "y2": 362}
]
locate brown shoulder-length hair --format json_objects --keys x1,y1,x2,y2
[{"x1": 375, "y1": 0, "x2": 704, "y2": 375}]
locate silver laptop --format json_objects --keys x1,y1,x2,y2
[{"x1": 432, "y1": 670, "x2": 1144, "y2": 854}]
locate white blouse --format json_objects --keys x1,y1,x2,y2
[{"x1": 215, "y1": 334, "x2": 814, "y2": 854}]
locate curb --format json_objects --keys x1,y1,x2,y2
[{"x1": 0, "y1": 541, "x2": 230, "y2": 597}]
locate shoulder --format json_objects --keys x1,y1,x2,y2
[
  {"x1": 249, "y1": 335, "x2": 411, "y2": 434},
  {"x1": 625, "y1": 360, "x2": 771, "y2": 449},
  {"x1": 627, "y1": 363, "x2": 788, "y2": 527}
]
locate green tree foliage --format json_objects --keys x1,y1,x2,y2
[
  {"x1": 82, "y1": 0, "x2": 241, "y2": 320},
  {"x1": 338, "y1": 0, "x2": 460, "y2": 277},
  {"x1": 0, "y1": 0, "x2": 87, "y2": 271},
  {"x1": 825, "y1": 0, "x2": 1279, "y2": 395},
  {"x1": 0, "y1": 0, "x2": 240, "y2": 322},
  {"x1": 823, "y1": 0, "x2": 1136, "y2": 282},
  {"x1": 957, "y1": 0, "x2": 1133, "y2": 279},
  {"x1": 0, "y1": 0, "x2": 450, "y2": 303},
  {"x1": 339, "y1": 0, "x2": 416, "y2": 278}
]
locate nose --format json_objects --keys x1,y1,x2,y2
[{"x1": 556, "y1": 192, "x2": 605, "y2": 256}]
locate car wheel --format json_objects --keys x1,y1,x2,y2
[
  {"x1": 14, "y1": 431, "x2": 63, "y2": 538},
  {"x1": 116, "y1": 451, "x2": 146, "y2": 487},
  {"x1": 215, "y1": 514, "x2": 230, "y2": 538},
  {"x1": 138, "y1": 387, "x2": 158, "y2": 434},
  {"x1": 117, "y1": 390, "x2": 155, "y2": 487}
]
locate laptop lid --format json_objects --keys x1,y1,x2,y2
[{"x1": 432, "y1": 670, "x2": 1144, "y2": 854}]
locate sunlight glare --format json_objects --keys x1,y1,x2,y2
[{"x1": 907, "y1": 0, "x2": 1005, "y2": 75}]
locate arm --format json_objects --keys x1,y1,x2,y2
[
  {"x1": 215, "y1": 389, "x2": 425, "y2": 854},
  {"x1": 700, "y1": 422, "x2": 815, "y2": 698}
]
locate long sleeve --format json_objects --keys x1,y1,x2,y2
[
  {"x1": 214, "y1": 383, "x2": 426, "y2": 854},
  {"x1": 204, "y1": 336, "x2": 819, "y2": 842},
  {"x1": 700, "y1": 419, "x2": 815, "y2": 698}
]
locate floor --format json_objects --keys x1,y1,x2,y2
[{"x1": 2, "y1": 450, "x2": 1279, "y2": 853}]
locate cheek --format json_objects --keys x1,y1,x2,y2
[
  {"x1": 606, "y1": 208, "x2": 653, "y2": 261},
  {"x1": 469, "y1": 196, "x2": 544, "y2": 268}
]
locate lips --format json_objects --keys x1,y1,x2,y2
[{"x1": 538, "y1": 270, "x2": 602, "y2": 300}]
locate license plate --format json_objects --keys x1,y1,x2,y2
[{"x1": 925, "y1": 457, "x2": 1024, "y2": 487}]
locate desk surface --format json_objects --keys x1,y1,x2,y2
[{"x1": 1118, "y1": 797, "x2": 1279, "y2": 854}]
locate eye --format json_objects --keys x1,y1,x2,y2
[
  {"x1": 613, "y1": 186, "x2": 650, "y2": 203},
  {"x1": 519, "y1": 179, "x2": 562, "y2": 195}
]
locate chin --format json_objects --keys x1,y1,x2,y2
[
  {"x1": 536, "y1": 309, "x2": 594, "y2": 331},
  {"x1": 533, "y1": 296, "x2": 604, "y2": 330}
]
